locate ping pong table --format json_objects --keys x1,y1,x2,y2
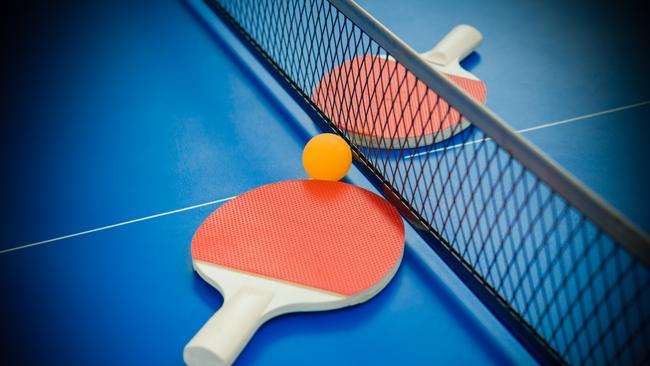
[{"x1": 1, "y1": 0, "x2": 649, "y2": 364}]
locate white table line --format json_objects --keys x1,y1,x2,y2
[
  {"x1": 405, "y1": 100, "x2": 650, "y2": 159},
  {"x1": 0, "y1": 196, "x2": 237, "y2": 255},
  {"x1": 4, "y1": 101, "x2": 649, "y2": 255}
]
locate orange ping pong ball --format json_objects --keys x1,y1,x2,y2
[{"x1": 302, "y1": 133, "x2": 352, "y2": 181}]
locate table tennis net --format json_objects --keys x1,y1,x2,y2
[{"x1": 205, "y1": 0, "x2": 650, "y2": 364}]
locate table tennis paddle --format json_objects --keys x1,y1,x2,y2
[
  {"x1": 312, "y1": 25, "x2": 487, "y2": 149},
  {"x1": 184, "y1": 180, "x2": 405, "y2": 366}
]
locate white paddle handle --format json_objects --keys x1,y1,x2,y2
[
  {"x1": 184, "y1": 288, "x2": 273, "y2": 366},
  {"x1": 421, "y1": 24, "x2": 483, "y2": 66}
]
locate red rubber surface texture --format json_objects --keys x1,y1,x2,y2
[
  {"x1": 192, "y1": 180, "x2": 405, "y2": 296},
  {"x1": 312, "y1": 55, "x2": 486, "y2": 140}
]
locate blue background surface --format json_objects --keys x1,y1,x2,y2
[{"x1": 1, "y1": 0, "x2": 648, "y2": 364}]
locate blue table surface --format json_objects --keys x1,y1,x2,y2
[{"x1": 1, "y1": 0, "x2": 648, "y2": 364}]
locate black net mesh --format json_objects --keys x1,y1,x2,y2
[{"x1": 205, "y1": 0, "x2": 650, "y2": 364}]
